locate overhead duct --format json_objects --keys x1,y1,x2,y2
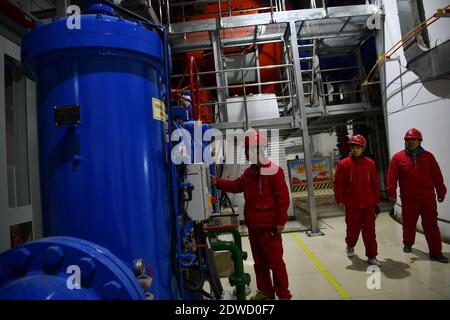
[{"x1": 396, "y1": 0, "x2": 450, "y2": 81}]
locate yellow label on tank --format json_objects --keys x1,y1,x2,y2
[{"x1": 152, "y1": 98, "x2": 166, "y2": 122}]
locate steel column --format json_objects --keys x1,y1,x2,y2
[
  {"x1": 288, "y1": 21, "x2": 323, "y2": 236},
  {"x1": 355, "y1": 47, "x2": 369, "y2": 104},
  {"x1": 56, "y1": 0, "x2": 70, "y2": 18},
  {"x1": 211, "y1": 31, "x2": 227, "y2": 121}
]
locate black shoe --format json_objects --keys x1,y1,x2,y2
[
  {"x1": 403, "y1": 246, "x2": 412, "y2": 253},
  {"x1": 430, "y1": 255, "x2": 449, "y2": 263}
]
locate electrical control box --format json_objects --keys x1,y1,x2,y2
[{"x1": 185, "y1": 163, "x2": 212, "y2": 221}]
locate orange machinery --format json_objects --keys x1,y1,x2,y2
[{"x1": 171, "y1": 0, "x2": 290, "y2": 123}]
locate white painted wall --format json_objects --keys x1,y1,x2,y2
[
  {"x1": 383, "y1": 0, "x2": 450, "y2": 240},
  {"x1": 423, "y1": 0, "x2": 450, "y2": 47}
]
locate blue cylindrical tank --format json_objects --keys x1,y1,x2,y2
[{"x1": 21, "y1": 7, "x2": 177, "y2": 299}]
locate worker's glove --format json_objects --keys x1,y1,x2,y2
[
  {"x1": 276, "y1": 225, "x2": 285, "y2": 234},
  {"x1": 271, "y1": 225, "x2": 284, "y2": 235}
]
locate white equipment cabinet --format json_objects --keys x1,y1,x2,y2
[{"x1": 185, "y1": 163, "x2": 212, "y2": 221}]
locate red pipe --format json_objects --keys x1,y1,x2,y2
[
  {"x1": 189, "y1": 56, "x2": 200, "y2": 121},
  {"x1": 0, "y1": 1, "x2": 36, "y2": 29}
]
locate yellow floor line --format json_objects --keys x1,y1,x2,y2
[{"x1": 290, "y1": 233, "x2": 352, "y2": 300}]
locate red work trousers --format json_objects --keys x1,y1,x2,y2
[
  {"x1": 248, "y1": 230, "x2": 292, "y2": 299},
  {"x1": 402, "y1": 198, "x2": 442, "y2": 257},
  {"x1": 345, "y1": 205, "x2": 378, "y2": 259}
]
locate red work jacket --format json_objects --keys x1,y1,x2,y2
[
  {"x1": 216, "y1": 162, "x2": 290, "y2": 230},
  {"x1": 333, "y1": 155, "x2": 381, "y2": 209},
  {"x1": 386, "y1": 148, "x2": 446, "y2": 201}
]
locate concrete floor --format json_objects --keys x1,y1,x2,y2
[{"x1": 218, "y1": 211, "x2": 450, "y2": 300}]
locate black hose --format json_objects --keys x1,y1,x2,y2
[
  {"x1": 201, "y1": 289, "x2": 213, "y2": 300},
  {"x1": 218, "y1": 191, "x2": 236, "y2": 214},
  {"x1": 204, "y1": 237, "x2": 223, "y2": 299},
  {"x1": 171, "y1": 223, "x2": 206, "y2": 293},
  {"x1": 187, "y1": 252, "x2": 206, "y2": 292},
  {"x1": 216, "y1": 165, "x2": 236, "y2": 214},
  {"x1": 182, "y1": 264, "x2": 205, "y2": 292},
  {"x1": 171, "y1": 192, "x2": 206, "y2": 294},
  {"x1": 224, "y1": 192, "x2": 236, "y2": 214}
]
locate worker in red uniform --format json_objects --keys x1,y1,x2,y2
[
  {"x1": 333, "y1": 134, "x2": 381, "y2": 267},
  {"x1": 211, "y1": 131, "x2": 292, "y2": 300},
  {"x1": 386, "y1": 128, "x2": 448, "y2": 263}
]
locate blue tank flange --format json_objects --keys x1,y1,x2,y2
[{"x1": 0, "y1": 237, "x2": 145, "y2": 300}]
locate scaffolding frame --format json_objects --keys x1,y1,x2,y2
[{"x1": 168, "y1": 0, "x2": 385, "y2": 235}]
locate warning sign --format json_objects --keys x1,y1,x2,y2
[
  {"x1": 152, "y1": 98, "x2": 166, "y2": 122},
  {"x1": 287, "y1": 158, "x2": 333, "y2": 191}
]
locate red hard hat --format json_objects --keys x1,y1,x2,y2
[
  {"x1": 245, "y1": 131, "x2": 267, "y2": 147},
  {"x1": 404, "y1": 128, "x2": 422, "y2": 141},
  {"x1": 349, "y1": 134, "x2": 366, "y2": 147}
]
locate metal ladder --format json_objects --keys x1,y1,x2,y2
[{"x1": 298, "y1": 39, "x2": 318, "y2": 108}]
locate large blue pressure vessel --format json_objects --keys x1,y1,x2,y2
[{"x1": 21, "y1": 4, "x2": 177, "y2": 299}]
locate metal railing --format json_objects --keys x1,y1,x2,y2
[
  {"x1": 161, "y1": 0, "x2": 382, "y2": 28},
  {"x1": 171, "y1": 61, "x2": 298, "y2": 128},
  {"x1": 171, "y1": 57, "x2": 368, "y2": 125},
  {"x1": 164, "y1": 0, "x2": 286, "y2": 25}
]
